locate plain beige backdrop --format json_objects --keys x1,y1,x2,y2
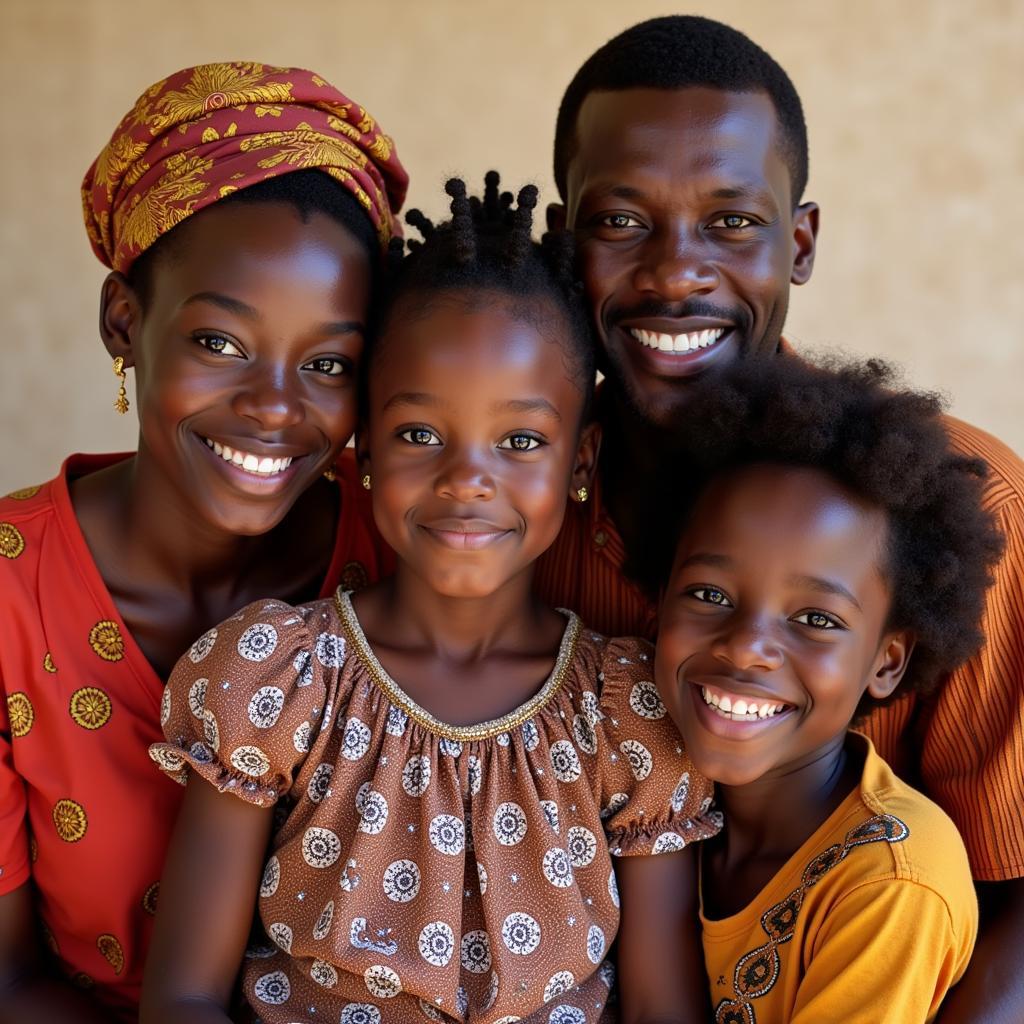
[{"x1": 1, "y1": 0, "x2": 1022, "y2": 491}]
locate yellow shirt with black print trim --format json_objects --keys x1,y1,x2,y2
[{"x1": 701, "y1": 734, "x2": 977, "y2": 1024}]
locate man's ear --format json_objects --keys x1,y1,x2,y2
[
  {"x1": 569, "y1": 420, "x2": 601, "y2": 500},
  {"x1": 547, "y1": 202, "x2": 567, "y2": 233},
  {"x1": 865, "y1": 630, "x2": 915, "y2": 702},
  {"x1": 791, "y1": 201, "x2": 819, "y2": 286},
  {"x1": 99, "y1": 271, "x2": 143, "y2": 365}
]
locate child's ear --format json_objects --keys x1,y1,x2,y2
[
  {"x1": 546, "y1": 202, "x2": 567, "y2": 233},
  {"x1": 865, "y1": 630, "x2": 915, "y2": 701},
  {"x1": 99, "y1": 272, "x2": 142, "y2": 365},
  {"x1": 569, "y1": 421, "x2": 601, "y2": 500}
]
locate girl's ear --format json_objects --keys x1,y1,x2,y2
[
  {"x1": 569, "y1": 421, "x2": 602, "y2": 500},
  {"x1": 865, "y1": 630, "x2": 915, "y2": 701},
  {"x1": 99, "y1": 272, "x2": 143, "y2": 365}
]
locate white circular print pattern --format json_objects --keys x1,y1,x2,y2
[
  {"x1": 247, "y1": 686, "x2": 285, "y2": 729},
  {"x1": 229, "y1": 744, "x2": 270, "y2": 777},
  {"x1": 492, "y1": 802, "x2": 528, "y2": 846},
  {"x1": 501, "y1": 912, "x2": 541, "y2": 955},
  {"x1": 382, "y1": 859, "x2": 421, "y2": 903},
  {"x1": 549, "y1": 740, "x2": 582, "y2": 782},
  {"x1": 341, "y1": 716, "x2": 372, "y2": 761},
  {"x1": 620, "y1": 738, "x2": 654, "y2": 781},
  {"x1": 629, "y1": 679, "x2": 666, "y2": 719},
  {"x1": 402, "y1": 755, "x2": 431, "y2": 797},
  {"x1": 543, "y1": 971, "x2": 574, "y2": 1002},
  {"x1": 188, "y1": 677, "x2": 208, "y2": 718},
  {"x1": 188, "y1": 628, "x2": 217, "y2": 663},
  {"x1": 418, "y1": 921, "x2": 455, "y2": 966},
  {"x1": 357, "y1": 791, "x2": 389, "y2": 835},
  {"x1": 315, "y1": 631, "x2": 346, "y2": 668},
  {"x1": 237, "y1": 623, "x2": 277, "y2": 662},
  {"x1": 460, "y1": 929, "x2": 492, "y2": 973},
  {"x1": 428, "y1": 814, "x2": 465, "y2": 855},
  {"x1": 542, "y1": 847, "x2": 574, "y2": 888},
  {"x1": 566, "y1": 826, "x2": 598, "y2": 868},
  {"x1": 302, "y1": 826, "x2": 342, "y2": 868},
  {"x1": 364, "y1": 964, "x2": 402, "y2": 998},
  {"x1": 253, "y1": 969, "x2": 290, "y2": 1004},
  {"x1": 341, "y1": 1005, "x2": 381, "y2": 1024}
]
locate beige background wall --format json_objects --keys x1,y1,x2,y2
[{"x1": 1, "y1": 0, "x2": 1021, "y2": 491}]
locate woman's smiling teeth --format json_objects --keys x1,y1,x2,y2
[
  {"x1": 630, "y1": 327, "x2": 725, "y2": 352},
  {"x1": 701, "y1": 685, "x2": 787, "y2": 721},
  {"x1": 203, "y1": 438, "x2": 294, "y2": 476}
]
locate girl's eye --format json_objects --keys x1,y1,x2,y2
[
  {"x1": 709, "y1": 213, "x2": 755, "y2": 230},
  {"x1": 303, "y1": 357, "x2": 347, "y2": 376},
  {"x1": 792, "y1": 611, "x2": 841, "y2": 630},
  {"x1": 400, "y1": 428, "x2": 441, "y2": 446},
  {"x1": 195, "y1": 334, "x2": 244, "y2": 358},
  {"x1": 497, "y1": 434, "x2": 542, "y2": 452},
  {"x1": 690, "y1": 587, "x2": 732, "y2": 607}
]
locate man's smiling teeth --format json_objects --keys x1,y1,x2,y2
[
  {"x1": 203, "y1": 438, "x2": 293, "y2": 476},
  {"x1": 701, "y1": 686, "x2": 786, "y2": 721},
  {"x1": 630, "y1": 327, "x2": 725, "y2": 352}
]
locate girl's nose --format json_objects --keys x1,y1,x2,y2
[
  {"x1": 434, "y1": 448, "x2": 496, "y2": 502},
  {"x1": 711, "y1": 615, "x2": 784, "y2": 673}
]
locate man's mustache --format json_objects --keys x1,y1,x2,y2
[{"x1": 606, "y1": 299, "x2": 750, "y2": 333}]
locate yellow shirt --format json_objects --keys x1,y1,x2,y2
[{"x1": 701, "y1": 735, "x2": 977, "y2": 1023}]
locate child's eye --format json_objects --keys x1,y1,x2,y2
[
  {"x1": 791, "y1": 610, "x2": 842, "y2": 630},
  {"x1": 400, "y1": 428, "x2": 441, "y2": 446},
  {"x1": 497, "y1": 434, "x2": 542, "y2": 452},
  {"x1": 303, "y1": 356, "x2": 348, "y2": 376},
  {"x1": 689, "y1": 587, "x2": 732, "y2": 607},
  {"x1": 709, "y1": 213, "x2": 755, "y2": 230},
  {"x1": 195, "y1": 334, "x2": 244, "y2": 358}
]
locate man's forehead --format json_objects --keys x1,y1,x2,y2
[{"x1": 568, "y1": 86, "x2": 785, "y2": 195}]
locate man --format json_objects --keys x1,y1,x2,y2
[{"x1": 535, "y1": 16, "x2": 1024, "y2": 1020}]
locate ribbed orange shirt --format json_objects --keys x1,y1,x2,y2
[{"x1": 535, "y1": 412, "x2": 1024, "y2": 884}]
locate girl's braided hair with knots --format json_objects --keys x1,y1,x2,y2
[{"x1": 370, "y1": 171, "x2": 595, "y2": 402}]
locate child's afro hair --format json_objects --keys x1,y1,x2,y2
[{"x1": 641, "y1": 355, "x2": 1004, "y2": 708}]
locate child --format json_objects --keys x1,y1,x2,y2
[
  {"x1": 143, "y1": 174, "x2": 720, "y2": 1024},
  {"x1": 0, "y1": 63, "x2": 406, "y2": 1022},
  {"x1": 648, "y1": 357, "x2": 1003, "y2": 1023}
]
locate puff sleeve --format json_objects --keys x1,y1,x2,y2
[
  {"x1": 150, "y1": 598, "x2": 339, "y2": 807},
  {"x1": 596, "y1": 636, "x2": 721, "y2": 855}
]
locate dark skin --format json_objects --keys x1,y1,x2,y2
[
  {"x1": 1, "y1": 199, "x2": 371, "y2": 1023},
  {"x1": 549, "y1": 86, "x2": 818, "y2": 568},
  {"x1": 141, "y1": 289, "x2": 706, "y2": 1023},
  {"x1": 555, "y1": 84, "x2": 1024, "y2": 1019}
]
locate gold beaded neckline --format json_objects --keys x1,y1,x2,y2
[{"x1": 334, "y1": 589, "x2": 581, "y2": 742}]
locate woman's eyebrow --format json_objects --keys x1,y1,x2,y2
[{"x1": 182, "y1": 291, "x2": 259, "y2": 319}]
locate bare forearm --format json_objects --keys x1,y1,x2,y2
[
  {"x1": 0, "y1": 969, "x2": 115, "y2": 1024},
  {"x1": 936, "y1": 879, "x2": 1024, "y2": 1023}
]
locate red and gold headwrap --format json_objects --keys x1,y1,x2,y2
[{"x1": 82, "y1": 62, "x2": 408, "y2": 273}]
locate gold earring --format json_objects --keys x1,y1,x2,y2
[
  {"x1": 112, "y1": 356, "x2": 129, "y2": 415},
  {"x1": 575, "y1": 486, "x2": 589, "y2": 503},
  {"x1": 323, "y1": 467, "x2": 337, "y2": 482},
  {"x1": 361, "y1": 474, "x2": 372, "y2": 491}
]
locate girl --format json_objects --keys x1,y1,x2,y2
[
  {"x1": 0, "y1": 63, "x2": 406, "y2": 1023},
  {"x1": 143, "y1": 175, "x2": 720, "y2": 1024},
  {"x1": 648, "y1": 357, "x2": 1003, "y2": 1022}
]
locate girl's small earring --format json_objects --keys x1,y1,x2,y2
[
  {"x1": 323, "y1": 467, "x2": 337, "y2": 482},
  {"x1": 361, "y1": 474, "x2": 372, "y2": 491},
  {"x1": 575, "y1": 486, "x2": 589, "y2": 503},
  {"x1": 112, "y1": 356, "x2": 129, "y2": 415}
]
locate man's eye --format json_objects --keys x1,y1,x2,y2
[
  {"x1": 601, "y1": 213, "x2": 642, "y2": 230},
  {"x1": 690, "y1": 587, "x2": 732, "y2": 607},
  {"x1": 498, "y1": 434, "x2": 541, "y2": 452},
  {"x1": 710, "y1": 214, "x2": 755, "y2": 229},
  {"x1": 303, "y1": 357, "x2": 347, "y2": 376},
  {"x1": 195, "y1": 334, "x2": 243, "y2": 357},
  {"x1": 792, "y1": 611, "x2": 840, "y2": 630},
  {"x1": 400, "y1": 428, "x2": 441, "y2": 446}
]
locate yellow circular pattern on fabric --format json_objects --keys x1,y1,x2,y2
[
  {"x1": 97, "y1": 934, "x2": 125, "y2": 975},
  {"x1": 5, "y1": 485, "x2": 40, "y2": 500},
  {"x1": 43, "y1": 652, "x2": 57, "y2": 673},
  {"x1": 7, "y1": 692, "x2": 34, "y2": 737},
  {"x1": 89, "y1": 620, "x2": 125, "y2": 662},
  {"x1": 0, "y1": 523, "x2": 25, "y2": 559},
  {"x1": 53, "y1": 799, "x2": 88, "y2": 842},
  {"x1": 69, "y1": 687, "x2": 113, "y2": 730},
  {"x1": 142, "y1": 881, "x2": 160, "y2": 916}
]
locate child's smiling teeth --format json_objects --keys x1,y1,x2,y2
[
  {"x1": 203, "y1": 438, "x2": 294, "y2": 476},
  {"x1": 629, "y1": 327, "x2": 725, "y2": 353},
  {"x1": 701, "y1": 685, "x2": 787, "y2": 721}
]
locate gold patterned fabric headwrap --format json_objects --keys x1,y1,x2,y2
[{"x1": 82, "y1": 62, "x2": 409, "y2": 273}]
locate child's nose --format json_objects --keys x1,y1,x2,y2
[
  {"x1": 231, "y1": 366, "x2": 304, "y2": 431},
  {"x1": 434, "y1": 448, "x2": 496, "y2": 502},
  {"x1": 711, "y1": 615, "x2": 784, "y2": 672}
]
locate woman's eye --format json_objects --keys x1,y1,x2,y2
[
  {"x1": 792, "y1": 611, "x2": 840, "y2": 630},
  {"x1": 690, "y1": 587, "x2": 732, "y2": 607},
  {"x1": 195, "y1": 334, "x2": 243, "y2": 357},
  {"x1": 400, "y1": 428, "x2": 441, "y2": 446},
  {"x1": 303, "y1": 357, "x2": 347, "y2": 376},
  {"x1": 710, "y1": 213, "x2": 755, "y2": 230},
  {"x1": 498, "y1": 434, "x2": 541, "y2": 452}
]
